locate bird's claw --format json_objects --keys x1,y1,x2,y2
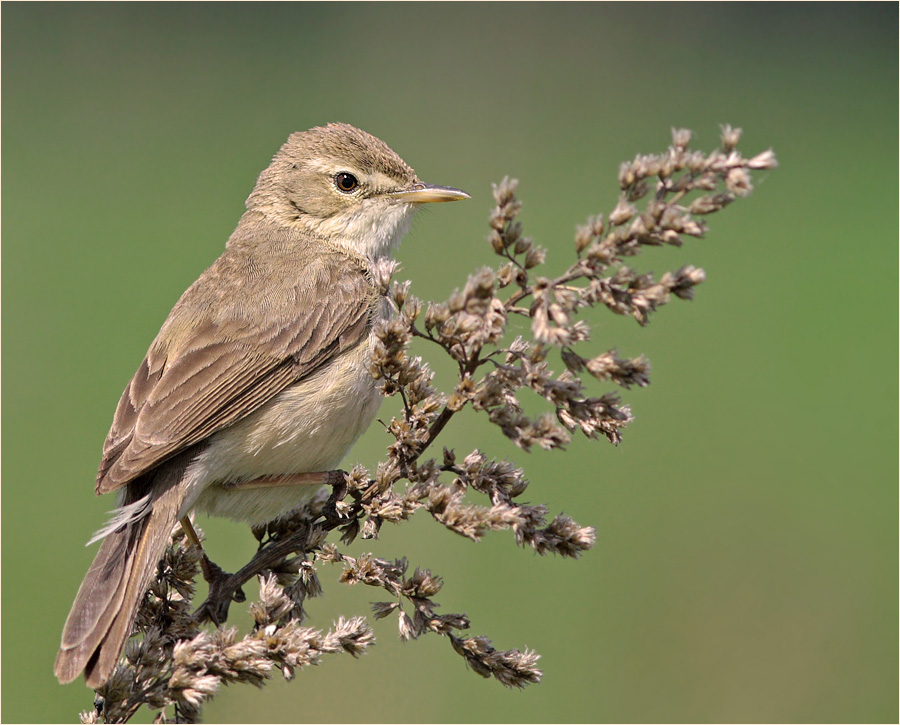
[{"x1": 322, "y1": 472, "x2": 349, "y2": 527}]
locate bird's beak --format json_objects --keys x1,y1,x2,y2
[{"x1": 388, "y1": 183, "x2": 470, "y2": 203}]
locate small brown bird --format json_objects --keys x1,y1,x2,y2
[{"x1": 55, "y1": 123, "x2": 468, "y2": 688}]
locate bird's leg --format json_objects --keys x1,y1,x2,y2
[
  {"x1": 176, "y1": 516, "x2": 243, "y2": 622},
  {"x1": 226, "y1": 470, "x2": 349, "y2": 525},
  {"x1": 179, "y1": 516, "x2": 204, "y2": 549},
  {"x1": 225, "y1": 471, "x2": 345, "y2": 489}
]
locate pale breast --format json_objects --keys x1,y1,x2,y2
[{"x1": 185, "y1": 332, "x2": 384, "y2": 524}]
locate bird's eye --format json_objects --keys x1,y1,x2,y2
[{"x1": 334, "y1": 172, "x2": 359, "y2": 193}]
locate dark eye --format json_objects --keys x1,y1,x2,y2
[{"x1": 334, "y1": 172, "x2": 359, "y2": 193}]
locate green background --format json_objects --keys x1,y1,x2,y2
[{"x1": 3, "y1": 3, "x2": 897, "y2": 722}]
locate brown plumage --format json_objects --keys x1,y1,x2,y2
[
  {"x1": 57, "y1": 455, "x2": 192, "y2": 687},
  {"x1": 55, "y1": 123, "x2": 468, "y2": 688},
  {"x1": 96, "y1": 225, "x2": 375, "y2": 496}
]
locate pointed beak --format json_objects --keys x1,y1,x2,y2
[{"x1": 388, "y1": 182, "x2": 470, "y2": 203}]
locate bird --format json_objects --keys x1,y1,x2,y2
[{"x1": 54, "y1": 122, "x2": 469, "y2": 688}]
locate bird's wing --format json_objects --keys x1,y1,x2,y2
[{"x1": 96, "y1": 248, "x2": 376, "y2": 495}]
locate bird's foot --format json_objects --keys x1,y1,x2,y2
[
  {"x1": 196, "y1": 555, "x2": 244, "y2": 626},
  {"x1": 322, "y1": 471, "x2": 349, "y2": 527}
]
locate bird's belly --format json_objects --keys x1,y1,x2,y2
[{"x1": 185, "y1": 340, "x2": 381, "y2": 524}]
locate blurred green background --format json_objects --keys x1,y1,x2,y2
[{"x1": 3, "y1": 3, "x2": 896, "y2": 723}]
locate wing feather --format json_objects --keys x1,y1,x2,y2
[{"x1": 96, "y1": 240, "x2": 375, "y2": 494}]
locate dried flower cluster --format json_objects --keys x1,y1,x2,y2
[
  {"x1": 82, "y1": 521, "x2": 374, "y2": 724},
  {"x1": 77, "y1": 127, "x2": 775, "y2": 722},
  {"x1": 318, "y1": 544, "x2": 540, "y2": 687}
]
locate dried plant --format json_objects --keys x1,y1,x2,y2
[{"x1": 77, "y1": 127, "x2": 776, "y2": 723}]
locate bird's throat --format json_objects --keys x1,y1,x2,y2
[{"x1": 312, "y1": 200, "x2": 417, "y2": 261}]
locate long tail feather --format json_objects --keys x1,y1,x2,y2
[{"x1": 55, "y1": 480, "x2": 186, "y2": 687}]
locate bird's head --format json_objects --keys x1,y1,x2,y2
[{"x1": 246, "y1": 123, "x2": 469, "y2": 259}]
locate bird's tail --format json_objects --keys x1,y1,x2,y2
[{"x1": 54, "y1": 481, "x2": 185, "y2": 688}]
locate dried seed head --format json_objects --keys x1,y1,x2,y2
[
  {"x1": 671, "y1": 127, "x2": 692, "y2": 150},
  {"x1": 720, "y1": 124, "x2": 742, "y2": 151},
  {"x1": 726, "y1": 167, "x2": 753, "y2": 196},
  {"x1": 610, "y1": 199, "x2": 637, "y2": 226},
  {"x1": 748, "y1": 148, "x2": 778, "y2": 169}
]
